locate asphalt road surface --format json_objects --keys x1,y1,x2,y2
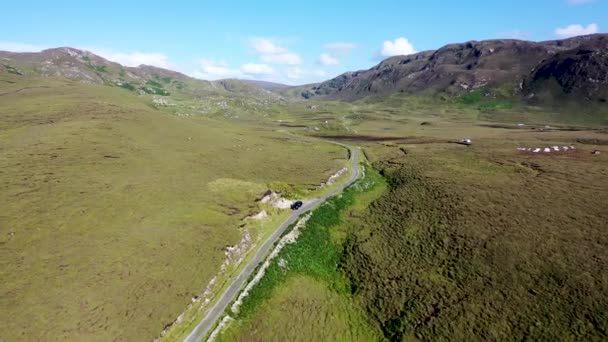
[{"x1": 183, "y1": 144, "x2": 359, "y2": 342}]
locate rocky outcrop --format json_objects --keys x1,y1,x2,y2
[
  {"x1": 522, "y1": 36, "x2": 608, "y2": 102},
  {"x1": 297, "y1": 34, "x2": 608, "y2": 104}
]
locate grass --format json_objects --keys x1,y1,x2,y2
[
  {"x1": 146, "y1": 79, "x2": 164, "y2": 88},
  {"x1": 340, "y1": 141, "x2": 608, "y2": 340},
  {"x1": 3, "y1": 63, "x2": 24, "y2": 75},
  {"x1": 160, "y1": 76, "x2": 173, "y2": 84},
  {"x1": 217, "y1": 165, "x2": 387, "y2": 341},
  {"x1": 160, "y1": 207, "x2": 295, "y2": 341},
  {"x1": 213, "y1": 91, "x2": 608, "y2": 341},
  {"x1": 234, "y1": 169, "x2": 375, "y2": 317},
  {"x1": 82, "y1": 56, "x2": 107, "y2": 74},
  {"x1": 0, "y1": 74, "x2": 348, "y2": 341},
  {"x1": 141, "y1": 85, "x2": 170, "y2": 96},
  {"x1": 456, "y1": 89, "x2": 514, "y2": 111},
  {"x1": 93, "y1": 65, "x2": 107, "y2": 73},
  {"x1": 160, "y1": 136, "x2": 351, "y2": 341},
  {"x1": 118, "y1": 82, "x2": 136, "y2": 91},
  {"x1": 222, "y1": 275, "x2": 379, "y2": 342},
  {"x1": 1, "y1": 68, "x2": 607, "y2": 341}
]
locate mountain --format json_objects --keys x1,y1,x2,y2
[
  {"x1": 3, "y1": 36, "x2": 607, "y2": 106},
  {"x1": 237, "y1": 79, "x2": 290, "y2": 90},
  {"x1": 295, "y1": 34, "x2": 608, "y2": 104},
  {"x1": 213, "y1": 79, "x2": 285, "y2": 98},
  {"x1": 522, "y1": 37, "x2": 608, "y2": 104},
  {"x1": 0, "y1": 47, "x2": 278, "y2": 100}
]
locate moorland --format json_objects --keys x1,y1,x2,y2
[{"x1": 1, "y1": 34, "x2": 607, "y2": 341}]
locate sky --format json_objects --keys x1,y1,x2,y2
[{"x1": 1, "y1": 0, "x2": 606, "y2": 85}]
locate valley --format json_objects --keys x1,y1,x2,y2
[
  {"x1": 0, "y1": 72, "x2": 348, "y2": 341},
  {"x1": 211, "y1": 96, "x2": 608, "y2": 341},
  {"x1": 1, "y1": 32, "x2": 607, "y2": 342}
]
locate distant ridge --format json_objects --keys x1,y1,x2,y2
[
  {"x1": 293, "y1": 34, "x2": 608, "y2": 104},
  {"x1": 2, "y1": 35, "x2": 608, "y2": 105},
  {"x1": 0, "y1": 47, "x2": 280, "y2": 99}
]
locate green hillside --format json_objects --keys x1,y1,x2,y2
[{"x1": 0, "y1": 73, "x2": 346, "y2": 341}]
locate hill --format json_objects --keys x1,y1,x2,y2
[
  {"x1": 0, "y1": 47, "x2": 277, "y2": 100},
  {"x1": 295, "y1": 34, "x2": 608, "y2": 104},
  {"x1": 0, "y1": 69, "x2": 345, "y2": 340}
]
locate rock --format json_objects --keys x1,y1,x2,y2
[
  {"x1": 248, "y1": 210, "x2": 268, "y2": 220},
  {"x1": 153, "y1": 97, "x2": 172, "y2": 106}
]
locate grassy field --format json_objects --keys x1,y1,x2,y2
[
  {"x1": 2, "y1": 69, "x2": 607, "y2": 341},
  {"x1": 215, "y1": 92, "x2": 608, "y2": 341},
  {"x1": 222, "y1": 275, "x2": 378, "y2": 342},
  {"x1": 217, "y1": 165, "x2": 387, "y2": 342},
  {"x1": 0, "y1": 74, "x2": 347, "y2": 341},
  {"x1": 341, "y1": 132, "x2": 608, "y2": 340}
]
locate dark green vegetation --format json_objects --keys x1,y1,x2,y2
[
  {"x1": 236, "y1": 188, "x2": 352, "y2": 319},
  {"x1": 2, "y1": 63, "x2": 24, "y2": 75},
  {"x1": 218, "y1": 88, "x2": 607, "y2": 341},
  {"x1": 457, "y1": 88, "x2": 513, "y2": 111},
  {"x1": 341, "y1": 141, "x2": 608, "y2": 340},
  {"x1": 118, "y1": 81, "x2": 136, "y2": 91},
  {"x1": 220, "y1": 167, "x2": 386, "y2": 341},
  {"x1": 238, "y1": 169, "x2": 384, "y2": 318},
  {"x1": 141, "y1": 81, "x2": 171, "y2": 95}
]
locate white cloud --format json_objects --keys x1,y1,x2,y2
[
  {"x1": 88, "y1": 49, "x2": 174, "y2": 69},
  {"x1": 192, "y1": 59, "x2": 243, "y2": 80},
  {"x1": 567, "y1": 0, "x2": 595, "y2": 4},
  {"x1": 240, "y1": 63, "x2": 274, "y2": 75},
  {"x1": 323, "y1": 42, "x2": 358, "y2": 56},
  {"x1": 317, "y1": 42, "x2": 357, "y2": 66},
  {"x1": 555, "y1": 23, "x2": 599, "y2": 38},
  {"x1": 249, "y1": 38, "x2": 302, "y2": 65},
  {"x1": 0, "y1": 42, "x2": 45, "y2": 52},
  {"x1": 0, "y1": 42, "x2": 176, "y2": 70},
  {"x1": 319, "y1": 53, "x2": 340, "y2": 66},
  {"x1": 250, "y1": 38, "x2": 287, "y2": 54},
  {"x1": 191, "y1": 60, "x2": 277, "y2": 80},
  {"x1": 380, "y1": 37, "x2": 417, "y2": 57}
]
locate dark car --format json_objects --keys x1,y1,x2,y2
[{"x1": 290, "y1": 200, "x2": 303, "y2": 210}]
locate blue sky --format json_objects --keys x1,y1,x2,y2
[{"x1": 1, "y1": 0, "x2": 606, "y2": 84}]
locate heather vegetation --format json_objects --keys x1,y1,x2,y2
[
  {"x1": 0, "y1": 73, "x2": 347, "y2": 341},
  {"x1": 343, "y1": 157, "x2": 608, "y2": 340},
  {"x1": 216, "y1": 91, "x2": 607, "y2": 341},
  {"x1": 1, "y1": 34, "x2": 607, "y2": 342},
  {"x1": 218, "y1": 166, "x2": 387, "y2": 341}
]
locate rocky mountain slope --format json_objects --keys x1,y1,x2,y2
[
  {"x1": 522, "y1": 36, "x2": 608, "y2": 103},
  {"x1": 296, "y1": 34, "x2": 608, "y2": 103},
  {"x1": 3, "y1": 35, "x2": 607, "y2": 106},
  {"x1": 0, "y1": 47, "x2": 279, "y2": 100}
]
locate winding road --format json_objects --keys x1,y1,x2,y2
[{"x1": 183, "y1": 144, "x2": 359, "y2": 342}]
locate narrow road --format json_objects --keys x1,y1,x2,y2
[{"x1": 183, "y1": 144, "x2": 359, "y2": 342}]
